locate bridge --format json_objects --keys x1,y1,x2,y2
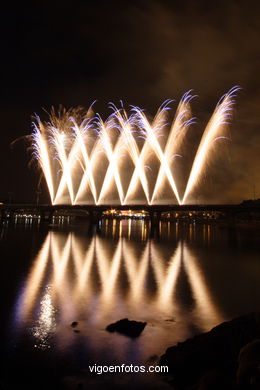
[{"x1": 1, "y1": 202, "x2": 259, "y2": 224}]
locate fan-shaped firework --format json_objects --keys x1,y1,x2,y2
[{"x1": 32, "y1": 87, "x2": 240, "y2": 205}]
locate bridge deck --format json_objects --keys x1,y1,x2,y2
[{"x1": 1, "y1": 203, "x2": 259, "y2": 213}]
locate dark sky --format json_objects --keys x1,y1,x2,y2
[{"x1": 1, "y1": 0, "x2": 260, "y2": 203}]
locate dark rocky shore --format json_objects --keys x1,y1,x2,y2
[{"x1": 160, "y1": 312, "x2": 260, "y2": 389}]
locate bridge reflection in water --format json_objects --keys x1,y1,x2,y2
[{"x1": 15, "y1": 222, "x2": 224, "y2": 358}]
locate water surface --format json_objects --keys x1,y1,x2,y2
[{"x1": 1, "y1": 219, "x2": 260, "y2": 389}]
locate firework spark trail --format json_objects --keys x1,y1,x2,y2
[
  {"x1": 112, "y1": 108, "x2": 151, "y2": 204},
  {"x1": 50, "y1": 128, "x2": 75, "y2": 204},
  {"x1": 32, "y1": 119, "x2": 55, "y2": 204},
  {"x1": 134, "y1": 105, "x2": 182, "y2": 205},
  {"x1": 97, "y1": 116, "x2": 125, "y2": 205},
  {"x1": 124, "y1": 103, "x2": 173, "y2": 204},
  {"x1": 96, "y1": 112, "x2": 131, "y2": 204},
  {"x1": 182, "y1": 86, "x2": 240, "y2": 204},
  {"x1": 151, "y1": 91, "x2": 195, "y2": 203},
  {"x1": 32, "y1": 88, "x2": 239, "y2": 205},
  {"x1": 48, "y1": 108, "x2": 79, "y2": 204},
  {"x1": 53, "y1": 127, "x2": 82, "y2": 205},
  {"x1": 53, "y1": 120, "x2": 84, "y2": 204},
  {"x1": 123, "y1": 132, "x2": 152, "y2": 204},
  {"x1": 70, "y1": 120, "x2": 98, "y2": 204},
  {"x1": 73, "y1": 134, "x2": 102, "y2": 204},
  {"x1": 42, "y1": 108, "x2": 97, "y2": 205}
]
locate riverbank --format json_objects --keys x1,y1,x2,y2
[{"x1": 160, "y1": 312, "x2": 260, "y2": 389}]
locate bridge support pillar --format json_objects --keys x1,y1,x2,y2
[
  {"x1": 40, "y1": 209, "x2": 54, "y2": 223},
  {"x1": 88, "y1": 210, "x2": 103, "y2": 235},
  {"x1": 149, "y1": 211, "x2": 161, "y2": 238},
  {"x1": 88, "y1": 210, "x2": 102, "y2": 224}
]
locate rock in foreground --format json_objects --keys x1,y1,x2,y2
[{"x1": 106, "y1": 318, "x2": 147, "y2": 338}]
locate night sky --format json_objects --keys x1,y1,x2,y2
[{"x1": 1, "y1": 0, "x2": 260, "y2": 203}]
